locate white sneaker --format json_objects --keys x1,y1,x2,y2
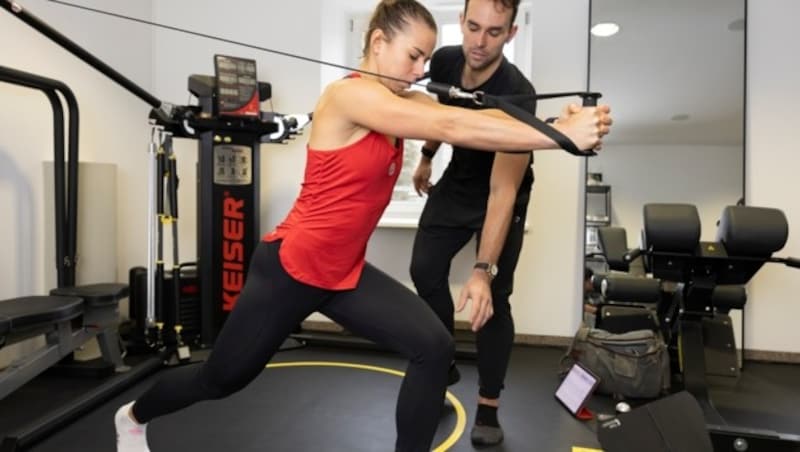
[{"x1": 115, "y1": 401, "x2": 151, "y2": 452}]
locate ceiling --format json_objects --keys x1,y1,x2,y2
[{"x1": 589, "y1": 0, "x2": 745, "y2": 146}]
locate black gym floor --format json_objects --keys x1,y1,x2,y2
[{"x1": 1, "y1": 344, "x2": 799, "y2": 451}]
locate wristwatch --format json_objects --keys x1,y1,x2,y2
[{"x1": 474, "y1": 262, "x2": 499, "y2": 279}]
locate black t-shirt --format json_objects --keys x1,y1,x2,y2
[{"x1": 421, "y1": 45, "x2": 536, "y2": 229}]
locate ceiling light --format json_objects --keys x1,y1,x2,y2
[{"x1": 591, "y1": 22, "x2": 620, "y2": 37}]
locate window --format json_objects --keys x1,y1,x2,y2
[{"x1": 347, "y1": 5, "x2": 532, "y2": 227}]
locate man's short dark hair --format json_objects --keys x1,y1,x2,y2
[{"x1": 464, "y1": 0, "x2": 521, "y2": 27}]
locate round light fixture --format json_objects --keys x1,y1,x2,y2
[{"x1": 591, "y1": 22, "x2": 620, "y2": 37}]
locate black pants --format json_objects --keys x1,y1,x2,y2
[
  {"x1": 133, "y1": 240, "x2": 454, "y2": 452},
  {"x1": 409, "y1": 214, "x2": 526, "y2": 400}
]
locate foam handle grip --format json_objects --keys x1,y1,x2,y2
[
  {"x1": 580, "y1": 93, "x2": 602, "y2": 155},
  {"x1": 582, "y1": 93, "x2": 601, "y2": 107},
  {"x1": 426, "y1": 82, "x2": 452, "y2": 98},
  {"x1": 786, "y1": 257, "x2": 800, "y2": 269}
]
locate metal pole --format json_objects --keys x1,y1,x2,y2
[{"x1": 146, "y1": 124, "x2": 163, "y2": 329}]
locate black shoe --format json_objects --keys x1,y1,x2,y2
[
  {"x1": 470, "y1": 423, "x2": 504, "y2": 446},
  {"x1": 447, "y1": 362, "x2": 461, "y2": 386}
]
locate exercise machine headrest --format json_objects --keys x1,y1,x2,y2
[
  {"x1": 643, "y1": 204, "x2": 701, "y2": 253},
  {"x1": 598, "y1": 227, "x2": 630, "y2": 271},
  {"x1": 716, "y1": 206, "x2": 788, "y2": 257}
]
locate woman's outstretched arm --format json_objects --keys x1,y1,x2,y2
[{"x1": 328, "y1": 77, "x2": 611, "y2": 152}]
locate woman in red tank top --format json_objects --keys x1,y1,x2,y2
[{"x1": 115, "y1": 2, "x2": 612, "y2": 451}]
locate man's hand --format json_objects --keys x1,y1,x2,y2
[
  {"x1": 456, "y1": 271, "x2": 494, "y2": 332},
  {"x1": 413, "y1": 158, "x2": 433, "y2": 196}
]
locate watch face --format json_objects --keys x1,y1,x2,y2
[{"x1": 489, "y1": 264, "x2": 499, "y2": 277}]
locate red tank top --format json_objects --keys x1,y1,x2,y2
[{"x1": 264, "y1": 131, "x2": 403, "y2": 289}]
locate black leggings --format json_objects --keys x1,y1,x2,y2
[
  {"x1": 133, "y1": 240, "x2": 454, "y2": 452},
  {"x1": 409, "y1": 214, "x2": 526, "y2": 400}
]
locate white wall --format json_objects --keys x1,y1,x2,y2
[
  {"x1": 513, "y1": 1, "x2": 589, "y2": 335},
  {"x1": 1, "y1": 0, "x2": 797, "y2": 355},
  {"x1": 320, "y1": 0, "x2": 371, "y2": 89},
  {"x1": 149, "y1": 0, "x2": 324, "y2": 267},
  {"x1": 0, "y1": 0, "x2": 152, "y2": 298},
  {"x1": 43, "y1": 162, "x2": 118, "y2": 289},
  {"x1": 745, "y1": 0, "x2": 800, "y2": 354}
]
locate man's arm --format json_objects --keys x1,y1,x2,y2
[
  {"x1": 472, "y1": 102, "x2": 580, "y2": 263},
  {"x1": 476, "y1": 152, "x2": 529, "y2": 266},
  {"x1": 456, "y1": 151, "x2": 529, "y2": 331},
  {"x1": 476, "y1": 86, "x2": 536, "y2": 263}
]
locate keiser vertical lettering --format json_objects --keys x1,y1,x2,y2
[{"x1": 222, "y1": 194, "x2": 244, "y2": 311}]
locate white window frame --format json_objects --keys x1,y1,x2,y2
[{"x1": 346, "y1": 4, "x2": 533, "y2": 228}]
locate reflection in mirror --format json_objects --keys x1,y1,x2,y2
[{"x1": 583, "y1": 0, "x2": 745, "y2": 325}]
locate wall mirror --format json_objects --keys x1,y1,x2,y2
[{"x1": 583, "y1": 0, "x2": 746, "y2": 315}]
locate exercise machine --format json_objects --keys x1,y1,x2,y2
[
  {"x1": 0, "y1": 65, "x2": 155, "y2": 452},
  {"x1": 595, "y1": 203, "x2": 800, "y2": 451},
  {"x1": 0, "y1": 2, "x2": 308, "y2": 450}
]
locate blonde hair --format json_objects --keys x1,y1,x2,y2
[{"x1": 362, "y1": 0, "x2": 437, "y2": 57}]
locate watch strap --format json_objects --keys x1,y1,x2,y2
[{"x1": 473, "y1": 262, "x2": 497, "y2": 278}]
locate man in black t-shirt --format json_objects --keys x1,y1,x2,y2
[{"x1": 409, "y1": 0, "x2": 535, "y2": 446}]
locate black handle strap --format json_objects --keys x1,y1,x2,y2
[
  {"x1": 480, "y1": 94, "x2": 597, "y2": 157},
  {"x1": 426, "y1": 82, "x2": 599, "y2": 156}
]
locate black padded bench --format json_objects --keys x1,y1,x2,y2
[
  {"x1": 0, "y1": 284, "x2": 129, "y2": 401},
  {"x1": 50, "y1": 283, "x2": 130, "y2": 371},
  {"x1": 0, "y1": 296, "x2": 84, "y2": 335},
  {"x1": 0, "y1": 296, "x2": 84, "y2": 400},
  {"x1": 50, "y1": 283, "x2": 128, "y2": 309}
]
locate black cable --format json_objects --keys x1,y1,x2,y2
[
  {"x1": 48, "y1": 0, "x2": 425, "y2": 88},
  {"x1": 44, "y1": 0, "x2": 595, "y2": 156}
]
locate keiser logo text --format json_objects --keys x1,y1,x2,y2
[{"x1": 222, "y1": 194, "x2": 245, "y2": 311}]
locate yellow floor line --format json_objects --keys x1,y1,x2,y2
[{"x1": 266, "y1": 360, "x2": 467, "y2": 451}]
